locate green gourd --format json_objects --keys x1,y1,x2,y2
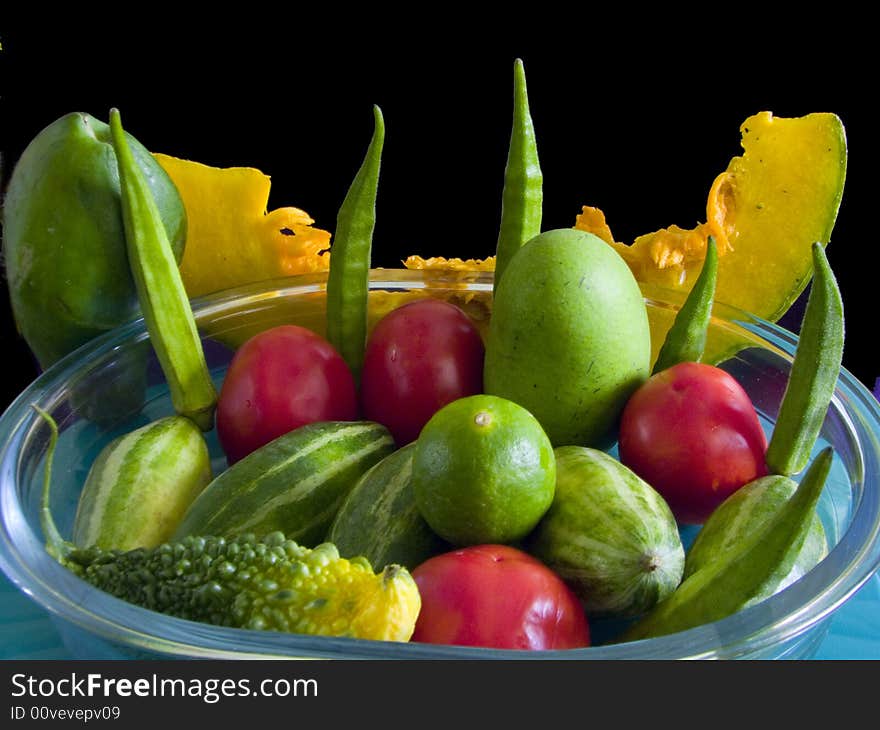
[
  {"x1": 73, "y1": 416, "x2": 212, "y2": 551},
  {"x1": 621, "y1": 448, "x2": 833, "y2": 641}
]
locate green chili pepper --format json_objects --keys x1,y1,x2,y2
[
  {"x1": 109, "y1": 109, "x2": 217, "y2": 432},
  {"x1": 652, "y1": 236, "x2": 719, "y2": 373},
  {"x1": 765, "y1": 242, "x2": 845, "y2": 476},
  {"x1": 326, "y1": 105, "x2": 385, "y2": 382},
  {"x1": 493, "y1": 58, "x2": 543, "y2": 295},
  {"x1": 621, "y1": 446, "x2": 833, "y2": 641}
]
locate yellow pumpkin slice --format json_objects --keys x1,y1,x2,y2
[
  {"x1": 153, "y1": 154, "x2": 331, "y2": 299},
  {"x1": 577, "y1": 111, "x2": 847, "y2": 323}
]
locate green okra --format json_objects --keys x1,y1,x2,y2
[
  {"x1": 493, "y1": 58, "x2": 543, "y2": 295},
  {"x1": 621, "y1": 447, "x2": 833, "y2": 642},
  {"x1": 652, "y1": 236, "x2": 718, "y2": 373},
  {"x1": 766, "y1": 242, "x2": 845, "y2": 476},
  {"x1": 326, "y1": 105, "x2": 385, "y2": 383},
  {"x1": 108, "y1": 109, "x2": 217, "y2": 431}
]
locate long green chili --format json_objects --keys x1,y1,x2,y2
[
  {"x1": 765, "y1": 242, "x2": 845, "y2": 476},
  {"x1": 493, "y1": 58, "x2": 543, "y2": 295},
  {"x1": 109, "y1": 109, "x2": 217, "y2": 431},
  {"x1": 326, "y1": 105, "x2": 385, "y2": 382},
  {"x1": 652, "y1": 236, "x2": 719, "y2": 373}
]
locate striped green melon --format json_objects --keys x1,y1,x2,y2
[
  {"x1": 73, "y1": 415, "x2": 212, "y2": 551},
  {"x1": 525, "y1": 445, "x2": 685, "y2": 617},
  {"x1": 684, "y1": 474, "x2": 828, "y2": 606},
  {"x1": 327, "y1": 443, "x2": 449, "y2": 570},
  {"x1": 174, "y1": 421, "x2": 395, "y2": 546}
]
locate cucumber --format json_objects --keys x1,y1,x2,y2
[
  {"x1": 73, "y1": 416, "x2": 212, "y2": 551},
  {"x1": 684, "y1": 474, "x2": 828, "y2": 606},
  {"x1": 525, "y1": 445, "x2": 685, "y2": 617},
  {"x1": 327, "y1": 443, "x2": 449, "y2": 570},
  {"x1": 174, "y1": 421, "x2": 395, "y2": 546}
]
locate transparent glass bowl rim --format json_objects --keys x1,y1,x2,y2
[{"x1": 1, "y1": 269, "x2": 879, "y2": 659}]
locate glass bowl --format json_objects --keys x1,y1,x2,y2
[{"x1": 1, "y1": 269, "x2": 879, "y2": 660}]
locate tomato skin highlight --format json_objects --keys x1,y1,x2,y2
[
  {"x1": 411, "y1": 544, "x2": 590, "y2": 650},
  {"x1": 618, "y1": 361, "x2": 769, "y2": 525},
  {"x1": 360, "y1": 299, "x2": 485, "y2": 446},
  {"x1": 216, "y1": 325, "x2": 358, "y2": 464}
]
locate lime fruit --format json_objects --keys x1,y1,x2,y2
[{"x1": 412, "y1": 394, "x2": 556, "y2": 546}]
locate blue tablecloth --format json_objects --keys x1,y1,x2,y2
[{"x1": 2, "y1": 568, "x2": 878, "y2": 660}]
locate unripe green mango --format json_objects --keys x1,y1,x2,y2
[
  {"x1": 484, "y1": 228, "x2": 651, "y2": 448},
  {"x1": 2, "y1": 112, "x2": 186, "y2": 369}
]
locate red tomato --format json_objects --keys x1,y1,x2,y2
[
  {"x1": 216, "y1": 325, "x2": 358, "y2": 464},
  {"x1": 618, "y1": 361, "x2": 769, "y2": 525},
  {"x1": 411, "y1": 544, "x2": 590, "y2": 650},
  {"x1": 360, "y1": 299, "x2": 485, "y2": 445}
]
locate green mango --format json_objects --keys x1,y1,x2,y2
[
  {"x1": 484, "y1": 228, "x2": 651, "y2": 448},
  {"x1": 2, "y1": 112, "x2": 186, "y2": 370}
]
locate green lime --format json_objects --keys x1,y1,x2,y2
[{"x1": 412, "y1": 394, "x2": 556, "y2": 546}]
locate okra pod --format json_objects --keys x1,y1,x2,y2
[
  {"x1": 109, "y1": 109, "x2": 217, "y2": 431},
  {"x1": 766, "y1": 242, "x2": 845, "y2": 476}
]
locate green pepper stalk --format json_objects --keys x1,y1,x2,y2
[
  {"x1": 108, "y1": 109, "x2": 217, "y2": 431},
  {"x1": 326, "y1": 105, "x2": 385, "y2": 383},
  {"x1": 652, "y1": 236, "x2": 719, "y2": 374},
  {"x1": 493, "y1": 58, "x2": 543, "y2": 295}
]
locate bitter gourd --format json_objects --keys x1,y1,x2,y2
[
  {"x1": 63, "y1": 533, "x2": 420, "y2": 640},
  {"x1": 37, "y1": 408, "x2": 420, "y2": 642}
]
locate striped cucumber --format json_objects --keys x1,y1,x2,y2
[
  {"x1": 174, "y1": 421, "x2": 395, "y2": 546},
  {"x1": 684, "y1": 474, "x2": 827, "y2": 606},
  {"x1": 525, "y1": 446, "x2": 685, "y2": 617},
  {"x1": 327, "y1": 443, "x2": 449, "y2": 570},
  {"x1": 73, "y1": 416, "x2": 212, "y2": 551}
]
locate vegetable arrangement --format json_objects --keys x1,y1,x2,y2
[{"x1": 4, "y1": 59, "x2": 850, "y2": 654}]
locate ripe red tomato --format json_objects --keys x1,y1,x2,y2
[
  {"x1": 618, "y1": 361, "x2": 769, "y2": 524},
  {"x1": 411, "y1": 544, "x2": 590, "y2": 650},
  {"x1": 216, "y1": 324, "x2": 358, "y2": 464},
  {"x1": 360, "y1": 298, "x2": 485, "y2": 445}
]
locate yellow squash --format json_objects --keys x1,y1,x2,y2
[
  {"x1": 153, "y1": 154, "x2": 331, "y2": 299},
  {"x1": 577, "y1": 111, "x2": 847, "y2": 323}
]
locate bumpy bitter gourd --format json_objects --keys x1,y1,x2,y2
[{"x1": 64, "y1": 534, "x2": 420, "y2": 640}]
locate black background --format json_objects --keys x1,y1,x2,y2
[{"x1": 1, "y1": 18, "x2": 875, "y2": 411}]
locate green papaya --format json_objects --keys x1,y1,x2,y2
[{"x1": 2, "y1": 111, "x2": 186, "y2": 370}]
